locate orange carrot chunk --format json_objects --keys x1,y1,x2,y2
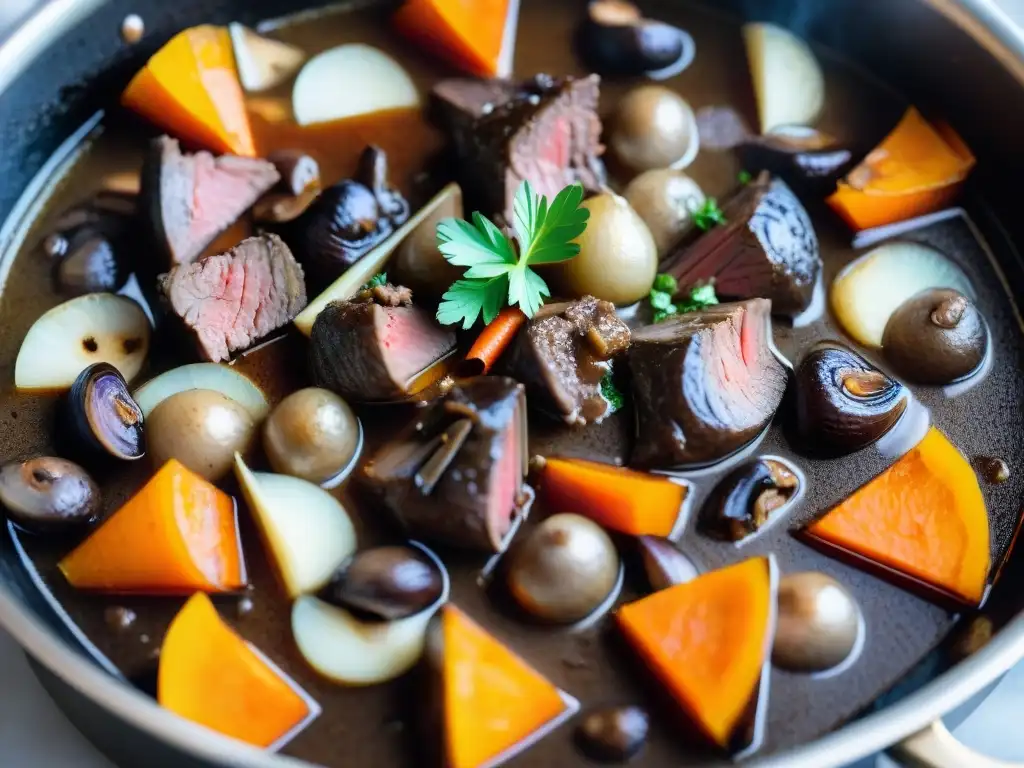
[
  {"x1": 59, "y1": 459, "x2": 246, "y2": 594},
  {"x1": 122, "y1": 25, "x2": 255, "y2": 156},
  {"x1": 540, "y1": 457, "x2": 686, "y2": 537},
  {"x1": 616, "y1": 557, "x2": 775, "y2": 753},
  {"x1": 159, "y1": 593, "x2": 316, "y2": 748},
  {"x1": 440, "y1": 604, "x2": 572, "y2": 768},
  {"x1": 826, "y1": 107, "x2": 975, "y2": 231},
  {"x1": 802, "y1": 427, "x2": 990, "y2": 606},
  {"x1": 393, "y1": 0, "x2": 518, "y2": 79}
]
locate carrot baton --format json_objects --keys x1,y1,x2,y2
[{"x1": 459, "y1": 307, "x2": 527, "y2": 376}]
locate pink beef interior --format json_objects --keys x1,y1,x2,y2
[
  {"x1": 486, "y1": 411, "x2": 522, "y2": 543},
  {"x1": 376, "y1": 306, "x2": 455, "y2": 386},
  {"x1": 163, "y1": 234, "x2": 307, "y2": 362}
]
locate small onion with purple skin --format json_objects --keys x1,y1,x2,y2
[{"x1": 63, "y1": 363, "x2": 145, "y2": 462}]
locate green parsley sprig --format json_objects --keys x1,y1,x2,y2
[
  {"x1": 360, "y1": 272, "x2": 388, "y2": 291},
  {"x1": 435, "y1": 182, "x2": 590, "y2": 329},
  {"x1": 692, "y1": 198, "x2": 727, "y2": 231},
  {"x1": 600, "y1": 367, "x2": 624, "y2": 414},
  {"x1": 648, "y1": 273, "x2": 719, "y2": 323}
]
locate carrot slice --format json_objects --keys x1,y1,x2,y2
[
  {"x1": 616, "y1": 557, "x2": 775, "y2": 753},
  {"x1": 122, "y1": 25, "x2": 255, "y2": 156},
  {"x1": 801, "y1": 427, "x2": 990, "y2": 606},
  {"x1": 58, "y1": 459, "x2": 245, "y2": 593},
  {"x1": 159, "y1": 593, "x2": 316, "y2": 747},
  {"x1": 393, "y1": 0, "x2": 518, "y2": 78},
  {"x1": 461, "y1": 308, "x2": 527, "y2": 376},
  {"x1": 540, "y1": 457, "x2": 687, "y2": 537},
  {"x1": 826, "y1": 107, "x2": 975, "y2": 231},
  {"x1": 440, "y1": 604, "x2": 573, "y2": 768}
]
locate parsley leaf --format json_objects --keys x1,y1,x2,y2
[
  {"x1": 649, "y1": 273, "x2": 718, "y2": 323},
  {"x1": 435, "y1": 182, "x2": 590, "y2": 328},
  {"x1": 737, "y1": 170, "x2": 753, "y2": 185},
  {"x1": 600, "y1": 367, "x2": 624, "y2": 413},
  {"x1": 361, "y1": 272, "x2": 387, "y2": 290},
  {"x1": 692, "y1": 198, "x2": 727, "y2": 231}
]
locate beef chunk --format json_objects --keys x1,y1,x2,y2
[
  {"x1": 431, "y1": 74, "x2": 605, "y2": 222},
  {"x1": 628, "y1": 299, "x2": 787, "y2": 467},
  {"x1": 310, "y1": 285, "x2": 456, "y2": 403},
  {"x1": 510, "y1": 295, "x2": 630, "y2": 426},
  {"x1": 362, "y1": 376, "x2": 530, "y2": 553},
  {"x1": 159, "y1": 233, "x2": 306, "y2": 362},
  {"x1": 663, "y1": 173, "x2": 821, "y2": 316},
  {"x1": 142, "y1": 136, "x2": 280, "y2": 268}
]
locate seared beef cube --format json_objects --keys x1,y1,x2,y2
[
  {"x1": 663, "y1": 173, "x2": 820, "y2": 316},
  {"x1": 510, "y1": 296, "x2": 630, "y2": 426},
  {"x1": 431, "y1": 74, "x2": 605, "y2": 222},
  {"x1": 310, "y1": 284, "x2": 456, "y2": 403},
  {"x1": 142, "y1": 136, "x2": 279, "y2": 269},
  {"x1": 160, "y1": 234, "x2": 307, "y2": 362},
  {"x1": 629, "y1": 299, "x2": 786, "y2": 468},
  {"x1": 362, "y1": 376, "x2": 530, "y2": 553}
]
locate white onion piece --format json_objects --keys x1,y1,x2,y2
[
  {"x1": 291, "y1": 596, "x2": 435, "y2": 686},
  {"x1": 292, "y1": 44, "x2": 419, "y2": 126},
  {"x1": 831, "y1": 241, "x2": 975, "y2": 348},
  {"x1": 294, "y1": 183, "x2": 462, "y2": 336},
  {"x1": 133, "y1": 363, "x2": 269, "y2": 421},
  {"x1": 743, "y1": 22, "x2": 824, "y2": 134},
  {"x1": 229, "y1": 22, "x2": 305, "y2": 93},
  {"x1": 15, "y1": 293, "x2": 150, "y2": 392},
  {"x1": 234, "y1": 454, "x2": 357, "y2": 600}
]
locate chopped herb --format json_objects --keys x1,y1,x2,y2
[
  {"x1": 738, "y1": 170, "x2": 753, "y2": 185},
  {"x1": 649, "y1": 273, "x2": 718, "y2": 323},
  {"x1": 600, "y1": 367, "x2": 625, "y2": 413},
  {"x1": 435, "y1": 182, "x2": 590, "y2": 329},
  {"x1": 692, "y1": 198, "x2": 727, "y2": 231},
  {"x1": 361, "y1": 272, "x2": 388, "y2": 290},
  {"x1": 677, "y1": 282, "x2": 719, "y2": 313},
  {"x1": 652, "y1": 273, "x2": 678, "y2": 294}
]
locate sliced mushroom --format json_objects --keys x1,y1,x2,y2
[
  {"x1": 793, "y1": 344, "x2": 908, "y2": 456},
  {"x1": 698, "y1": 458, "x2": 800, "y2": 542},
  {"x1": 575, "y1": 0, "x2": 693, "y2": 78}
]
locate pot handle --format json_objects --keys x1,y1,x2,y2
[{"x1": 890, "y1": 720, "x2": 1023, "y2": 767}]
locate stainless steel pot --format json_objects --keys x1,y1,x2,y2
[{"x1": 1, "y1": 1, "x2": 1024, "y2": 766}]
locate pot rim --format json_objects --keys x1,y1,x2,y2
[{"x1": 2, "y1": 1, "x2": 1024, "y2": 766}]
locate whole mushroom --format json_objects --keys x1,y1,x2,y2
[
  {"x1": 506, "y1": 513, "x2": 620, "y2": 624},
  {"x1": 575, "y1": 0, "x2": 691, "y2": 78},
  {"x1": 623, "y1": 169, "x2": 705, "y2": 256},
  {"x1": 773, "y1": 572, "x2": 861, "y2": 673},
  {"x1": 882, "y1": 288, "x2": 987, "y2": 384},
  {"x1": 609, "y1": 85, "x2": 699, "y2": 173},
  {"x1": 262, "y1": 388, "x2": 361, "y2": 485},
  {"x1": 0, "y1": 457, "x2": 99, "y2": 535}
]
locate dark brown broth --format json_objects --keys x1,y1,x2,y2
[{"x1": 2, "y1": 1, "x2": 1024, "y2": 766}]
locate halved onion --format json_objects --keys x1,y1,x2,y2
[
  {"x1": 831, "y1": 241, "x2": 974, "y2": 348},
  {"x1": 229, "y1": 23, "x2": 306, "y2": 93},
  {"x1": 743, "y1": 22, "x2": 824, "y2": 134},
  {"x1": 294, "y1": 183, "x2": 461, "y2": 336},
  {"x1": 15, "y1": 293, "x2": 150, "y2": 392},
  {"x1": 234, "y1": 454, "x2": 357, "y2": 600},
  {"x1": 291, "y1": 596, "x2": 434, "y2": 686},
  {"x1": 292, "y1": 44, "x2": 419, "y2": 127},
  {"x1": 133, "y1": 363, "x2": 270, "y2": 421}
]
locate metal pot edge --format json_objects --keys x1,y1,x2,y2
[{"x1": 0, "y1": 1, "x2": 1022, "y2": 767}]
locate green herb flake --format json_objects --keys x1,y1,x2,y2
[
  {"x1": 361, "y1": 272, "x2": 388, "y2": 290},
  {"x1": 434, "y1": 182, "x2": 590, "y2": 328},
  {"x1": 600, "y1": 367, "x2": 625, "y2": 413},
  {"x1": 738, "y1": 170, "x2": 752, "y2": 185},
  {"x1": 649, "y1": 273, "x2": 718, "y2": 323},
  {"x1": 692, "y1": 198, "x2": 727, "y2": 232},
  {"x1": 678, "y1": 283, "x2": 719, "y2": 313},
  {"x1": 652, "y1": 273, "x2": 678, "y2": 294}
]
